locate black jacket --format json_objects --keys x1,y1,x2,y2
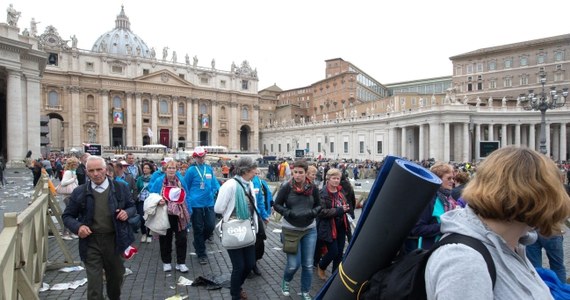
[
  {"x1": 273, "y1": 181, "x2": 321, "y2": 228},
  {"x1": 317, "y1": 187, "x2": 348, "y2": 243},
  {"x1": 62, "y1": 180, "x2": 136, "y2": 261}
]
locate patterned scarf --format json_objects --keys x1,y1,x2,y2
[
  {"x1": 437, "y1": 187, "x2": 457, "y2": 212},
  {"x1": 289, "y1": 178, "x2": 314, "y2": 196},
  {"x1": 161, "y1": 175, "x2": 190, "y2": 231}
]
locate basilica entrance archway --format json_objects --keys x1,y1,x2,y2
[
  {"x1": 240, "y1": 125, "x2": 251, "y2": 151},
  {"x1": 159, "y1": 129, "x2": 170, "y2": 147},
  {"x1": 199, "y1": 131, "x2": 209, "y2": 146},
  {"x1": 112, "y1": 127, "x2": 124, "y2": 146}
]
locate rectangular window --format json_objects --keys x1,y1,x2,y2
[
  {"x1": 477, "y1": 82, "x2": 483, "y2": 90},
  {"x1": 86, "y1": 62, "x2": 94, "y2": 71},
  {"x1": 504, "y1": 77, "x2": 512, "y2": 87},
  {"x1": 200, "y1": 77, "x2": 209, "y2": 84},
  {"x1": 377, "y1": 141, "x2": 383, "y2": 154},
  {"x1": 317, "y1": 142, "x2": 321, "y2": 152},
  {"x1": 344, "y1": 142, "x2": 349, "y2": 153},
  {"x1": 242, "y1": 80, "x2": 249, "y2": 90},
  {"x1": 520, "y1": 76, "x2": 528, "y2": 85},
  {"x1": 504, "y1": 59, "x2": 512, "y2": 69},
  {"x1": 48, "y1": 53, "x2": 58, "y2": 66},
  {"x1": 359, "y1": 141, "x2": 365, "y2": 154},
  {"x1": 520, "y1": 57, "x2": 528, "y2": 66},
  {"x1": 143, "y1": 118, "x2": 149, "y2": 123},
  {"x1": 287, "y1": 143, "x2": 290, "y2": 152},
  {"x1": 278, "y1": 144, "x2": 281, "y2": 152},
  {"x1": 179, "y1": 74, "x2": 185, "y2": 80},
  {"x1": 112, "y1": 65, "x2": 123, "y2": 73},
  {"x1": 467, "y1": 83, "x2": 473, "y2": 91},
  {"x1": 143, "y1": 69, "x2": 149, "y2": 75},
  {"x1": 466, "y1": 65, "x2": 473, "y2": 74},
  {"x1": 220, "y1": 80, "x2": 226, "y2": 88},
  {"x1": 489, "y1": 80, "x2": 497, "y2": 89},
  {"x1": 488, "y1": 61, "x2": 496, "y2": 71},
  {"x1": 537, "y1": 54, "x2": 546, "y2": 64},
  {"x1": 555, "y1": 51, "x2": 564, "y2": 61},
  {"x1": 271, "y1": 144, "x2": 274, "y2": 152},
  {"x1": 306, "y1": 143, "x2": 310, "y2": 150},
  {"x1": 330, "y1": 142, "x2": 334, "y2": 153},
  {"x1": 476, "y1": 63, "x2": 483, "y2": 72},
  {"x1": 455, "y1": 66, "x2": 462, "y2": 76},
  {"x1": 179, "y1": 121, "x2": 184, "y2": 125}
]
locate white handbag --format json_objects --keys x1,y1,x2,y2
[{"x1": 220, "y1": 218, "x2": 256, "y2": 249}]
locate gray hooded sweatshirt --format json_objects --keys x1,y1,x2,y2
[{"x1": 425, "y1": 207, "x2": 552, "y2": 300}]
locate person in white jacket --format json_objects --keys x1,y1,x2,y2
[
  {"x1": 214, "y1": 157, "x2": 259, "y2": 300},
  {"x1": 58, "y1": 156, "x2": 80, "y2": 240}
]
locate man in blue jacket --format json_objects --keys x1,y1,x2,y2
[
  {"x1": 63, "y1": 156, "x2": 136, "y2": 300},
  {"x1": 184, "y1": 147, "x2": 220, "y2": 265}
]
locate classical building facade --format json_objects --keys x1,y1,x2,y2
[
  {"x1": 260, "y1": 35, "x2": 570, "y2": 162},
  {"x1": 37, "y1": 7, "x2": 260, "y2": 154},
  {"x1": 0, "y1": 22, "x2": 47, "y2": 166}
]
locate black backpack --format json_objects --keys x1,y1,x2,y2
[{"x1": 360, "y1": 233, "x2": 496, "y2": 300}]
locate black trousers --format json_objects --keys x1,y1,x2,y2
[
  {"x1": 159, "y1": 214, "x2": 188, "y2": 264},
  {"x1": 84, "y1": 234, "x2": 125, "y2": 300}
]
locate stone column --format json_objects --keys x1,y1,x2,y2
[
  {"x1": 388, "y1": 127, "x2": 396, "y2": 156},
  {"x1": 418, "y1": 124, "x2": 424, "y2": 160},
  {"x1": 229, "y1": 102, "x2": 238, "y2": 150},
  {"x1": 100, "y1": 90, "x2": 110, "y2": 146},
  {"x1": 401, "y1": 127, "x2": 407, "y2": 158},
  {"x1": 561, "y1": 123, "x2": 567, "y2": 162},
  {"x1": 552, "y1": 125, "x2": 559, "y2": 160},
  {"x1": 151, "y1": 95, "x2": 159, "y2": 144},
  {"x1": 186, "y1": 97, "x2": 193, "y2": 149},
  {"x1": 253, "y1": 104, "x2": 260, "y2": 152},
  {"x1": 193, "y1": 99, "x2": 199, "y2": 146},
  {"x1": 475, "y1": 124, "x2": 481, "y2": 160},
  {"x1": 135, "y1": 92, "x2": 142, "y2": 146},
  {"x1": 26, "y1": 75, "x2": 42, "y2": 159},
  {"x1": 529, "y1": 124, "x2": 536, "y2": 150},
  {"x1": 70, "y1": 86, "x2": 81, "y2": 147},
  {"x1": 126, "y1": 92, "x2": 133, "y2": 146},
  {"x1": 172, "y1": 97, "x2": 179, "y2": 149},
  {"x1": 7, "y1": 70, "x2": 23, "y2": 163},
  {"x1": 443, "y1": 122, "x2": 450, "y2": 162},
  {"x1": 515, "y1": 123, "x2": 521, "y2": 147},
  {"x1": 463, "y1": 122, "x2": 469, "y2": 162},
  {"x1": 429, "y1": 123, "x2": 439, "y2": 160},
  {"x1": 211, "y1": 100, "x2": 218, "y2": 146},
  {"x1": 501, "y1": 124, "x2": 507, "y2": 147},
  {"x1": 488, "y1": 124, "x2": 494, "y2": 141}
]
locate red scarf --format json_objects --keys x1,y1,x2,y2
[
  {"x1": 289, "y1": 178, "x2": 314, "y2": 196},
  {"x1": 327, "y1": 185, "x2": 348, "y2": 239}
]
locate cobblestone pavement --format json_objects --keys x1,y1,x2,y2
[{"x1": 1, "y1": 167, "x2": 570, "y2": 299}]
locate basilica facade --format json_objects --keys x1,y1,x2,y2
[{"x1": 38, "y1": 7, "x2": 258, "y2": 158}]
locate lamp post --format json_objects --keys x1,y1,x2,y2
[{"x1": 518, "y1": 70, "x2": 568, "y2": 155}]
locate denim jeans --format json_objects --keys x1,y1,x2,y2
[
  {"x1": 526, "y1": 235, "x2": 566, "y2": 282},
  {"x1": 191, "y1": 206, "x2": 216, "y2": 258},
  {"x1": 227, "y1": 245, "x2": 256, "y2": 300},
  {"x1": 283, "y1": 227, "x2": 317, "y2": 293}
]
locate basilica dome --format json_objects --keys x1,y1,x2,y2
[{"x1": 91, "y1": 6, "x2": 152, "y2": 58}]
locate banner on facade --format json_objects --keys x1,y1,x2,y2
[
  {"x1": 201, "y1": 114, "x2": 209, "y2": 129},
  {"x1": 113, "y1": 109, "x2": 124, "y2": 124}
]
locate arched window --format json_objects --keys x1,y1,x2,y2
[
  {"x1": 241, "y1": 106, "x2": 249, "y2": 120},
  {"x1": 113, "y1": 96, "x2": 122, "y2": 108},
  {"x1": 142, "y1": 99, "x2": 150, "y2": 113},
  {"x1": 200, "y1": 103, "x2": 207, "y2": 114},
  {"x1": 220, "y1": 106, "x2": 227, "y2": 119},
  {"x1": 86, "y1": 94, "x2": 95, "y2": 109},
  {"x1": 159, "y1": 99, "x2": 169, "y2": 114},
  {"x1": 178, "y1": 102, "x2": 185, "y2": 115},
  {"x1": 48, "y1": 91, "x2": 59, "y2": 106}
]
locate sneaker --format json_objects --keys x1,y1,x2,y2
[
  {"x1": 146, "y1": 236, "x2": 152, "y2": 243},
  {"x1": 176, "y1": 264, "x2": 189, "y2": 273},
  {"x1": 61, "y1": 235, "x2": 73, "y2": 241},
  {"x1": 281, "y1": 279, "x2": 290, "y2": 296},
  {"x1": 163, "y1": 263, "x2": 172, "y2": 272},
  {"x1": 140, "y1": 234, "x2": 147, "y2": 243},
  {"x1": 198, "y1": 257, "x2": 208, "y2": 265},
  {"x1": 301, "y1": 292, "x2": 312, "y2": 300}
]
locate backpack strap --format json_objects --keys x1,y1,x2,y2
[{"x1": 431, "y1": 233, "x2": 497, "y2": 288}]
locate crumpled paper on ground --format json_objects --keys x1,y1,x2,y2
[
  {"x1": 59, "y1": 266, "x2": 84, "y2": 273},
  {"x1": 49, "y1": 278, "x2": 87, "y2": 291},
  {"x1": 177, "y1": 276, "x2": 193, "y2": 286}
]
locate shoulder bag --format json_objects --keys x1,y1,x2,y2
[{"x1": 220, "y1": 179, "x2": 258, "y2": 249}]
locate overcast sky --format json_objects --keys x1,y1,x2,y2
[{"x1": 8, "y1": 0, "x2": 570, "y2": 90}]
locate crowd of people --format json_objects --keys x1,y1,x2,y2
[{"x1": 17, "y1": 145, "x2": 570, "y2": 299}]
